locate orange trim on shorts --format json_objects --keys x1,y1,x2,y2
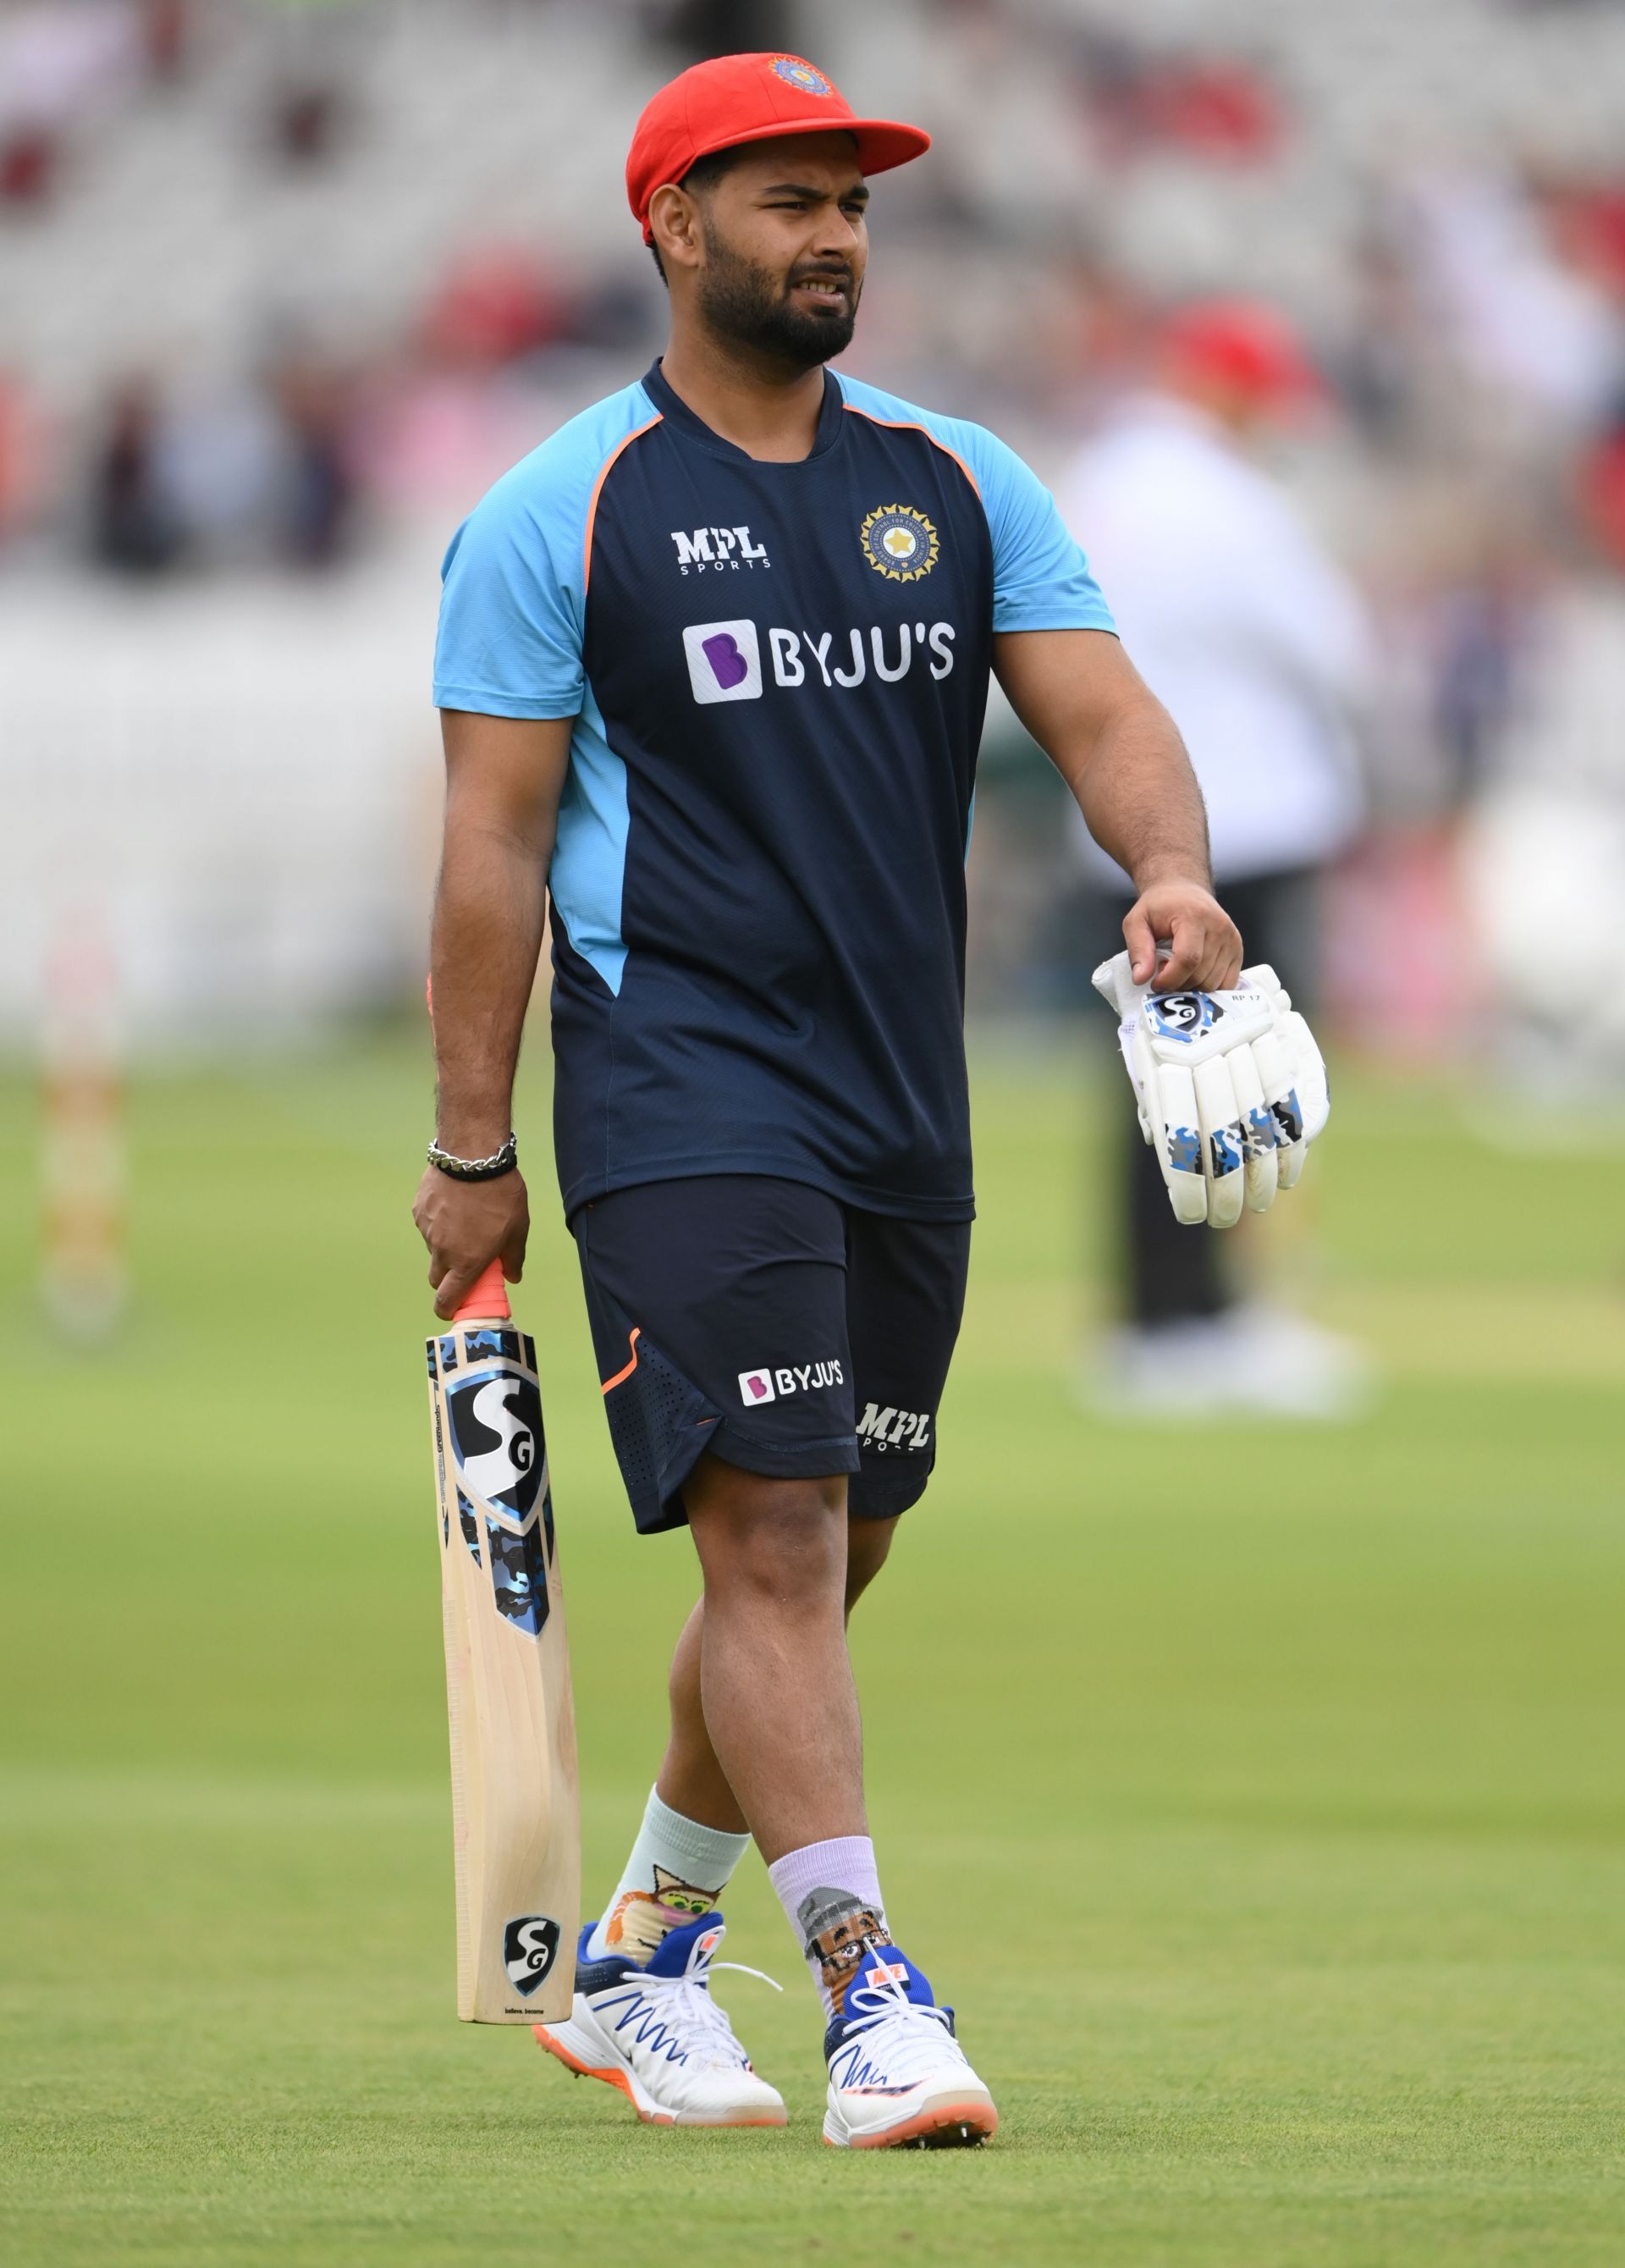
[
  {"x1": 600, "y1": 1327, "x2": 642, "y2": 1393},
  {"x1": 840, "y1": 404, "x2": 981, "y2": 497},
  {"x1": 583, "y1": 417, "x2": 662, "y2": 592}
]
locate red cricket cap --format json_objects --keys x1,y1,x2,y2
[
  {"x1": 626, "y1": 52, "x2": 930, "y2": 246},
  {"x1": 1160, "y1": 298, "x2": 1323, "y2": 405}
]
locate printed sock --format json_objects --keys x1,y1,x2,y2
[
  {"x1": 585, "y1": 1786, "x2": 751, "y2": 1964},
  {"x1": 768, "y1": 1835, "x2": 891, "y2": 2019}
]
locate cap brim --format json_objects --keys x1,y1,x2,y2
[
  {"x1": 688, "y1": 113, "x2": 930, "y2": 179},
  {"x1": 641, "y1": 116, "x2": 930, "y2": 242}
]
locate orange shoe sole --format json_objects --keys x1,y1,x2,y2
[
  {"x1": 829, "y1": 2096, "x2": 999, "y2": 2149},
  {"x1": 533, "y1": 2022, "x2": 786, "y2": 2128}
]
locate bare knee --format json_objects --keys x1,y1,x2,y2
[
  {"x1": 686, "y1": 1458, "x2": 848, "y2": 1614},
  {"x1": 845, "y1": 1514, "x2": 898, "y2": 1615}
]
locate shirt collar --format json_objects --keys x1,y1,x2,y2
[{"x1": 641, "y1": 357, "x2": 846, "y2": 464}]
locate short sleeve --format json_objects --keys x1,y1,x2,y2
[
  {"x1": 432, "y1": 480, "x2": 585, "y2": 720},
  {"x1": 971, "y1": 429, "x2": 1117, "y2": 637}
]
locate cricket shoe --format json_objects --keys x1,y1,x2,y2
[
  {"x1": 533, "y1": 1913, "x2": 786, "y2": 2127},
  {"x1": 822, "y1": 1945, "x2": 998, "y2": 2149}
]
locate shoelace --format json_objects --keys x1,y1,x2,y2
[
  {"x1": 833, "y1": 1968, "x2": 965, "y2": 2085},
  {"x1": 618, "y1": 1933, "x2": 781, "y2": 2070}
]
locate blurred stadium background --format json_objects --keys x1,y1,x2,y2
[{"x1": 3, "y1": 3, "x2": 1622, "y2": 2262}]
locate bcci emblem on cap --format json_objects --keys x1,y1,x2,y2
[
  {"x1": 860, "y1": 504, "x2": 939, "y2": 583},
  {"x1": 770, "y1": 55, "x2": 833, "y2": 97}
]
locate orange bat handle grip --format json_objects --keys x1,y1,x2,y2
[{"x1": 454, "y1": 1260, "x2": 511, "y2": 1323}]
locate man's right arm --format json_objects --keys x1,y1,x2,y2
[{"x1": 412, "y1": 709, "x2": 573, "y2": 1319}]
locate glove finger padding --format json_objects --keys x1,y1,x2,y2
[
  {"x1": 1092, "y1": 950, "x2": 1330, "y2": 1229},
  {"x1": 1143, "y1": 1038, "x2": 1208, "y2": 1223},
  {"x1": 1227, "y1": 1043, "x2": 1278, "y2": 1213},
  {"x1": 1193, "y1": 1054, "x2": 1247, "y2": 1228}
]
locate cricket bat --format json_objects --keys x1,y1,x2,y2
[{"x1": 427, "y1": 1259, "x2": 580, "y2": 2022}]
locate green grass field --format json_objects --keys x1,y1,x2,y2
[{"x1": 3, "y1": 1033, "x2": 1622, "y2": 2266}]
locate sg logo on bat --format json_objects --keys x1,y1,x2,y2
[{"x1": 503, "y1": 1914, "x2": 563, "y2": 1997}]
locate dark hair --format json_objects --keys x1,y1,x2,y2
[{"x1": 648, "y1": 146, "x2": 745, "y2": 283}]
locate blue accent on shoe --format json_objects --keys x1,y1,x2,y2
[
  {"x1": 571, "y1": 1911, "x2": 723, "y2": 1995},
  {"x1": 822, "y1": 1944, "x2": 952, "y2": 2062},
  {"x1": 642, "y1": 1912, "x2": 724, "y2": 1978}
]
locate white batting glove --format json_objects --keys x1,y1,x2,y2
[{"x1": 1091, "y1": 952, "x2": 1330, "y2": 1228}]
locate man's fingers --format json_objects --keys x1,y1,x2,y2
[
  {"x1": 432, "y1": 1260, "x2": 487, "y2": 1322},
  {"x1": 1123, "y1": 905, "x2": 1159, "y2": 986},
  {"x1": 1152, "y1": 916, "x2": 1208, "y2": 993}
]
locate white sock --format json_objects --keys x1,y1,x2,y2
[
  {"x1": 768, "y1": 1835, "x2": 892, "y2": 2019},
  {"x1": 585, "y1": 1786, "x2": 751, "y2": 1964}
]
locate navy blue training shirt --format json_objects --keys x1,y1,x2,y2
[{"x1": 432, "y1": 359, "x2": 1115, "y2": 1222}]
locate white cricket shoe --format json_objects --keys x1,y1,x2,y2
[
  {"x1": 822, "y1": 1945, "x2": 998, "y2": 2149},
  {"x1": 534, "y1": 1913, "x2": 786, "y2": 2127},
  {"x1": 1088, "y1": 1303, "x2": 1374, "y2": 1422}
]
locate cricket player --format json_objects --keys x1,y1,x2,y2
[{"x1": 414, "y1": 52, "x2": 1241, "y2": 2149}]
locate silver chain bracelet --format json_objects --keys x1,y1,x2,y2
[{"x1": 427, "y1": 1131, "x2": 518, "y2": 1181}]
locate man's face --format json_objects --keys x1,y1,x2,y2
[{"x1": 691, "y1": 133, "x2": 869, "y2": 368}]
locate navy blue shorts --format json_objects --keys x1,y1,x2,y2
[{"x1": 571, "y1": 1176, "x2": 971, "y2": 1536}]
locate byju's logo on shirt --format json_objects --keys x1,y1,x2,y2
[
  {"x1": 683, "y1": 619, "x2": 763, "y2": 704},
  {"x1": 670, "y1": 526, "x2": 771, "y2": 574}
]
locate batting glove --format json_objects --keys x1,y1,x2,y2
[{"x1": 1091, "y1": 951, "x2": 1330, "y2": 1228}]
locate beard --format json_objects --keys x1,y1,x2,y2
[{"x1": 696, "y1": 222, "x2": 859, "y2": 368}]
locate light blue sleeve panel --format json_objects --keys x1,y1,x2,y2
[
  {"x1": 836, "y1": 374, "x2": 1116, "y2": 635},
  {"x1": 432, "y1": 379, "x2": 657, "y2": 719}
]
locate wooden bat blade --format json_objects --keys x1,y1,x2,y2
[{"x1": 428, "y1": 1311, "x2": 580, "y2": 2023}]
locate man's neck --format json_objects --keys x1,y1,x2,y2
[{"x1": 658, "y1": 327, "x2": 829, "y2": 463}]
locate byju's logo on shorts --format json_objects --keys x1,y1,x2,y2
[
  {"x1": 738, "y1": 1360, "x2": 844, "y2": 1406},
  {"x1": 684, "y1": 618, "x2": 763, "y2": 704}
]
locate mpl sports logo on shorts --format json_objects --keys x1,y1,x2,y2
[
  {"x1": 683, "y1": 618, "x2": 763, "y2": 704},
  {"x1": 856, "y1": 1401, "x2": 933, "y2": 1452},
  {"x1": 738, "y1": 1359, "x2": 845, "y2": 1406}
]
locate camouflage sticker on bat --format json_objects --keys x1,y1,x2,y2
[{"x1": 486, "y1": 1513, "x2": 549, "y2": 1636}]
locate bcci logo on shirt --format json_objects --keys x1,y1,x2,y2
[{"x1": 860, "y1": 505, "x2": 939, "y2": 583}]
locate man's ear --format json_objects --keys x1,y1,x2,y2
[{"x1": 647, "y1": 183, "x2": 702, "y2": 274}]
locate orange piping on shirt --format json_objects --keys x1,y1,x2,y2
[
  {"x1": 583, "y1": 417, "x2": 663, "y2": 593},
  {"x1": 840, "y1": 404, "x2": 981, "y2": 497},
  {"x1": 601, "y1": 1327, "x2": 642, "y2": 1393}
]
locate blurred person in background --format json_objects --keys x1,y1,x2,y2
[
  {"x1": 1059, "y1": 299, "x2": 1374, "y2": 1417},
  {"x1": 87, "y1": 374, "x2": 186, "y2": 575}
]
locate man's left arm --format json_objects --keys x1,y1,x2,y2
[{"x1": 993, "y1": 627, "x2": 1241, "y2": 994}]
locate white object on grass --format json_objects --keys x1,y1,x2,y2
[{"x1": 1092, "y1": 952, "x2": 1330, "y2": 1228}]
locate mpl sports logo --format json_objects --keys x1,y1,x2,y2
[
  {"x1": 856, "y1": 1402, "x2": 933, "y2": 1452},
  {"x1": 738, "y1": 1359, "x2": 845, "y2": 1407},
  {"x1": 671, "y1": 526, "x2": 771, "y2": 574}
]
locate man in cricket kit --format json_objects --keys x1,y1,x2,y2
[{"x1": 415, "y1": 52, "x2": 1241, "y2": 2148}]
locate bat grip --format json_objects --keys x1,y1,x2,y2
[{"x1": 453, "y1": 1260, "x2": 510, "y2": 1323}]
